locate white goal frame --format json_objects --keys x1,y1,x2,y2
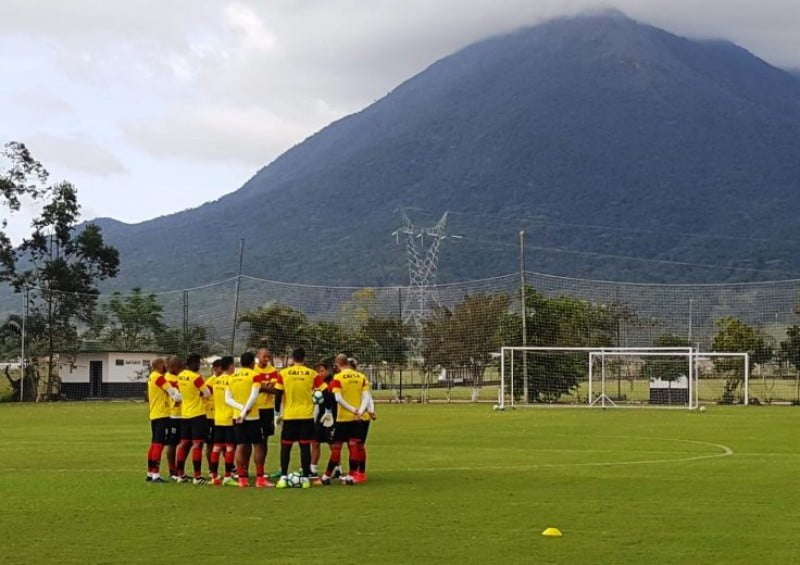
[
  {"x1": 499, "y1": 346, "x2": 695, "y2": 410},
  {"x1": 499, "y1": 347, "x2": 750, "y2": 409},
  {"x1": 589, "y1": 349, "x2": 696, "y2": 410},
  {"x1": 691, "y1": 352, "x2": 750, "y2": 407}
]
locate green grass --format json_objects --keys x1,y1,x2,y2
[{"x1": 0, "y1": 403, "x2": 798, "y2": 564}]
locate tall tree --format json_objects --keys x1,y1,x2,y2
[
  {"x1": 1, "y1": 160, "x2": 119, "y2": 398},
  {"x1": 423, "y1": 293, "x2": 510, "y2": 385},
  {"x1": 239, "y1": 304, "x2": 311, "y2": 362},
  {"x1": 90, "y1": 288, "x2": 165, "y2": 350},
  {"x1": 712, "y1": 316, "x2": 773, "y2": 403}
]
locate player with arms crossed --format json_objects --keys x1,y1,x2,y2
[
  {"x1": 321, "y1": 354, "x2": 371, "y2": 485},
  {"x1": 209, "y1": 356, "x2": 237, "y2": 486},
  {"x1": 225, "y1": 352, "x2": 269, "y2": 487},
  {"x1": 253, "y1": 348, "x2": 279, "y2": 484},
  {"x1": 146, "y1": 358, "x2": 182, "y2": 483},
  {"x1": 310, "y1": 360, "x2": 336, "y2": 479},
  {"x1": 175, "y1": 354, "x2": 212, "y2": 484},
  {"x1": 165, "y1": 357, "x2": 184, "y2": 480},
  {"x1": 274, "y1": 347, "x2": 326, "y2": 488}
]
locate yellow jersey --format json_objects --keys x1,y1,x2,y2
[
  {"x1": 274, "y1": 365, "x2": 326, "y2": 421},
  {"x1": 147, "y1": 371, "x2": 172, "y2": 420},
  {"x1": 330, "y1": 369, "x2": 370, "y2": 423},
  {"x1": 165, "y1": 372, "x2": 181, "y2": 418},
  {"x1": 177, "y1": 369, "x2": 207, "y2": 419},
  {"x1": 253, "y1": 364, "x2": 278, "y2": 410},
  {"x1": 228, "y1": 367, "x2": 261, "y2": 421},
  {"x1": 203, "y1": 375, "x2": 217, "y2": 419},
  {"x1": 211, "y1": 374, "x2": 234, "y2": 426}
]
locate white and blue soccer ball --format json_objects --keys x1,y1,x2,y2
[
  {"x1": 312, "y1": 390, "x2": 325, "y2": 405},
  {"x1": 286, "y1": 472, "x2": 304, "y2": 488}
]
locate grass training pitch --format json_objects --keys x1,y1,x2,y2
[{"x1": 0, "y1": 403, "x2": 797, "y2": 564}]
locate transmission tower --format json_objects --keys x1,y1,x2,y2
[{"x1": 393, "y1": 210, "x2": 451, "y2": 351}]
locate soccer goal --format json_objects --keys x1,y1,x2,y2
[
  {"x1": 499, "y1": 346, "x2": 698, "y2": 409},
  {"x1": 692, "y1": 352, "x2": 750, "y2": 406}
]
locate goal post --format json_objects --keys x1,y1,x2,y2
[
  {"x1": 499, "y1": 346, "x2": 695, "y2": 409},
  {"x1": 499, "y1": 346, "x2": 751, "y2": 409}
]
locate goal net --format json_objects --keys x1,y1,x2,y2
[{"x1": 499, "y1": 346, "x2": 748, "y2": 409}]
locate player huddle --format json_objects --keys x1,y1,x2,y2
[{"x1": 145, "y1": 347, "x2": 376, "y2": 488}]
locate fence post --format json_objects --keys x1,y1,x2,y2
[
  {"x1": 20, "y1": 287, "x2": 27, "y2": 402},
  {"x1": 520, "y1": 231, "x2": 528, "y2": 402},
  {"x1": 398, "y1": 286, "x2": 403, "y2": 402}
]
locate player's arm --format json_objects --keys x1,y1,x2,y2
[
  {"x1": 194, "y1": 376, "x2": 211, "y2": 399},
  {"x1": 260, "y1": 371, "x2": 278, "y2": 393},
  {"x1": 334, "y1": 392, "x2": 359, "y2": 416},
  {"x1": 272, "y1": 375, "x2": 284, "y2": 422},
  {"x1": 366, "y1": 393, "x2": 377, "y2": 420},
  {"x1": 225, "y1": 388, "x2": 244, "y2": 413},
  {"x1": 239, "y1": 383, "x2": 260, "y2": 420},
  {"x1": 157, "y1": 375, "x2": 183, "y2": 403}
]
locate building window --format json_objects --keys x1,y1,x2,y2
[
  {"x1": 142, "y1": 360, "x2": 150, "y2": 366},
  {"x1": 115, "y1": 359, "x2": 124, "y2": 366}
]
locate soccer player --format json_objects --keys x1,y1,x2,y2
[
  {"x1": 274, "y1": 347, "x2": 326, "y2": 488},
  {"x1": 146, "y1": 358, "x2": 182, "y2": 483},
  {"x1": 204, "y1": 359, "x2": 223, "y2": 470},
  {"x1": 348, "y1": 357, "x2": 376, "y2": 481},
  {"x1": 310, "y1": 360, "x2": 336, "y2": 479},
  {"x1": 209, "y1": 356, "x2": 236, "y2": 486},
  {"x1": 225, "y1": 351, "x2": 269, "y2": 487},
  {"x1": 253, "y1": 348, "x2": 279, "y2": 478},
  {"x1": 165, "y1": 356, "x2": 184, "y2": 480},
  {"x1": 321, "y1": 354, "x2": 371, "y2": 485},
  {"x1": 175, "y1": 354, "x2": 212, "y2": 484}
]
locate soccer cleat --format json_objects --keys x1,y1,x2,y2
[
  {"x1": 316, "y1": 475, "x2": 331, "y2": 486},
  {"x1": 170, "y1": 474, "x2": 180, "y2": 482},
  {"x1": 352, "y1": 472, "x2": 367, "y2": 484},
  {"x1": 332, "y1": 466, "x2": 342, "y2": 479},
  {"x1": 150, "y1": 476, "x2": 168, "y2": 484},
  {"x1": 211, "y1": 477, "x2": 222, "y2": 486},
  {"x1": 222, "y1": 477, "x2": 237, "y2": 487},
  {"x1": 275, "y1": 477, "x2": 288, "y2": 489},
  {"x1": 192, "y1": 477, "x2": 208, "y2": 485},
  {"x1": 301, "y1": 478, "x2": 311, "y2": 489},
  {"x1": 307, "y1": 472, "x2": 320, "y2": 480},
  {"x1": 146, "y1": 474, "x2": 153, "y2": 482},
  {"x1": 176, "y1": 475, "x2": 191, "y2": 483},
  {"x1": 339, "y1": 474, "x2": 356, "y2": 485},
  {"x1": 255, "y1": 477, "x2": 274, "y2": 488},
  {"x1": 238, "y1": 477, "x2": 250, "y2": 488}
]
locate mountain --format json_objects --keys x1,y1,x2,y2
[{"x1": 78, "y1": 12, "x2": 800, "y2": 289}]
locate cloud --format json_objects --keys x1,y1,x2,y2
[
  {"x1": 12, "y1": 91, "x2": 72, "y2": 117},
  {"x1": 24, "y1": 133, "x2": 127, "y2": 176},
  {"x1": 124, "y1": 104, "x2": 315, "y2": 165}
]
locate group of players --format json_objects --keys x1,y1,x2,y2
[{"x1": 145, "y1": 346, "x2": 376, "y2": 488}]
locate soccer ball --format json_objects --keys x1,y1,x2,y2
[
  {"x1": 286, "y1": 472, "x2": 304, "y2": 488},
  {"x1": 492, "y1": 404, "x2": 505, "y2": 411},
  {"x1": 699, "y1": 405, "x2": 707, "y2": 412},
  {"x1": 312, "y1": 390, "x2": 325, "y2": 405}
]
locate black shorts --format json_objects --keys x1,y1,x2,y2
[
  {"x1": 206, "y1": 417, "x2": 215, "y2": 444},
  {"x1": 314, "y1": 421, "x2": 334, "y2": 444},
  {"x1": 361, "y1": 421, "x2": 371, "y2": 443},
  {"x1": 234, "y1": 419, "x2": 264, "y2": 445},
  {"x1": 213, "y1": 425, "x2": 235, "y2": 445},
  {"x1": 259, "y1": 409, "x2": 275, "y2": 438},
  {"x1": 150, "y1": 417, "x2": 170, "y2": 444},
  {"x1": 333, "y1": 420, "x2": 367, "y2": 443},
  {"x1": 281, "y1": 419, "x2": 315, "y2": 444},
  {"x1": 167, "y1": 419, "x2": 181, "y2": 446},
  {"x1": 181, "y1": 416, "x2": 208, "y2": 441}
]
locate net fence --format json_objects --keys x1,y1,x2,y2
[{"x1": 3, "y1": 271, "x2": 800, "y2": 404}]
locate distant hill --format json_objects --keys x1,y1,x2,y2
[{"x1": 41, "y1": 11, "x2": 800, "y2": 289}]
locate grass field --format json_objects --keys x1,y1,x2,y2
[{"x1": 0, "y1": 403, "x2": 798, "y2": 564}]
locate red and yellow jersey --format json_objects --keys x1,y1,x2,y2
[
  {"x1": 165, "y1": 372, "x2": 182, "y2": 418},
  {"x1": 274, "y1": 365, "x2": 326, "y2": 420},
  {"x1": 253, "y1": 364, "x2": 279, "y2": 410},
  {"x1": 211, "y1": 374, "x2": 234, "y2": 426},
  {"x1": 177, "y1": 369, "x2": 206, "y2": 419},
  {"x1": 147, "y1": 371, "x2": 172, "y2": 420},
  {"x1": 203, "y1": 375, "x2": 217, "y2": 419},
  {"x1": 330, "y1": 369, "x2": 370, "y2": 423},
  {"x1": 228, "y1": 367, "x2": 262, "y2": 421}
]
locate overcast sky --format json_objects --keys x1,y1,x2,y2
[{"x1": 1, "y1": 1, "x2": 799, "y2": 241}]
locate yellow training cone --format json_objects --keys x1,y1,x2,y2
[{"x1": 541, "y1": 527, "x2": 563, "y2": 537}]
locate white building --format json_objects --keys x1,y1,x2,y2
[{"x1": 59, "y1": 351, "x2": 161, "y2": 399}]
